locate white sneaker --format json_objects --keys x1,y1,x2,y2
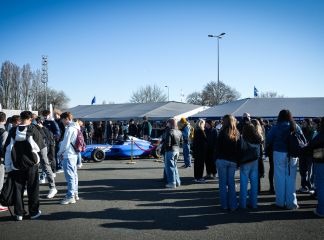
[
  {"x1": 56, "y1": 169, "x2": 64, "y2": 174},
  {"x1": 23, "y1": 190, "x2": 28, "y2": 197},
  {"x1": 47, "y1": 188, "x2": 58, "y2": 199},
  {"x1": 30, "y1": 210, "x2": 41, "y2": 220},
  {"x1": 75, "y1": 193, "x2": 80, "y2": 201},
  {"x1": 77, "y1": 164, "x2": 82, "y2": 169},
  {"x1": 165, "y1": 184, "x2": 176, "y2": 188},
  {"x1": 60, "y1": 196, "x2": 76, "y2": 205},
  {"x1": 16, "y1": 215, "x2": 23, "y2": 221}
]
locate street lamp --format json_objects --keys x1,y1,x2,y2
[
  {"x1": 165, "y1": 85, "x2": 169, "y2": 102},
  {"x1": 41, "y1": 55, "x2": 48, "y2": 109},
  {"x1": 208, "y1": 33, "x2": 226, "y2": 104}
]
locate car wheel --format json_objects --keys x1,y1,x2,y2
[{"x1": 91, "y1": 148, "x2": 105, "y2": 162}]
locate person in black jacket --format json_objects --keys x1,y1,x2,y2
[
  {"x1": 105, "y1": 121, "x2": 113, "y2": 144},
  {"x1": 204, "y1": 120, "x2": 218, "y2": 180},
  {"x1": 164, "y1": 118, "x2": 182, "y2": 188},
  {"x1": 304, "y1": 117, "x2": 324, "y2": 217},
  {"x1": 215, "y1": 114, "x2": 241, "y2": 211},
  {"x1": 128, "y1": 119, "x2": 138, "y2": 138},
  {"x1": 192, "y1": 119, "x2": 208, "y2": 183},
  {"x1": 4, "y1": 111, "x2": 45, "y2": 221}
]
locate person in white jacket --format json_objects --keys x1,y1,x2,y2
[{"x1": 57, "y1": 112, "x2": 79, "y2": 205}]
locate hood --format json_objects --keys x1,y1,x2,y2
[
  {"x1": 68, "y1": 121, "x2": 80, "y2": 130},
  {"x1": 15, "y1": 125, "x2": 28, "y2": 141}
]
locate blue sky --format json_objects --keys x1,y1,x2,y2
[{"x1": 1, "y1": 0, "x2": 323, "y2": 108}]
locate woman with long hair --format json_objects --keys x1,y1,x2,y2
[
  {"x1": 192, "y1": 119, "x2": 208, "y2": 183},
  {"x1": 240, "y1": 121, "x2": 263, "y2": 209},
  {"x1": 215, "y1": 115, "x2": 240, "y2": 211},
  {"x1": 266, "y1": 109, "x2": 305, "y2": 209}
]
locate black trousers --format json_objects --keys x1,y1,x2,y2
[
  {"x1": 11, "y1": 164, "x2": 39, "y2": 216},
  {"x1": 268, "y1": 155, "x2": 274, "y2": 191},
  {"x1": 205, "y1": 149, "x2": 216, "y2": 175},
  {"x1": 194, "y1": 154, "x2": 205, "y2": 179}
]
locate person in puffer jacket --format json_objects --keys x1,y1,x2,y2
[{"x1": 57, "y1": 112, "x2": 79, "y2": 205}]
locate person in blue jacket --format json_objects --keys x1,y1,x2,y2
[{"x1": 266, "y1": 109, "x2": 305, "y2": 210}]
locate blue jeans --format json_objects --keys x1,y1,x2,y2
[
  {"x1": 273, "y1": 151, "x2": 298, "y2": 208},
  {"x1": 216, "y1": 159, "x2": 238, "y2": 210},
  {"x1": 240, "y1": 160, "x2": 259, "y2": 208},
  {"x1": 62, "y1": 155, "x2": 78, "y2": 198},
  {"x1": 164, "y1": 151, "x2": 181, "y2": 186},
  {"x1": 77, "y1": 153, "x2": 82, "y2": 166},
  {"x1": 182, "y1": 142, "x2": 192, "y2": 167},
  {"x1": 314, "y1": 162, "x2": 324, "y2": 215}
]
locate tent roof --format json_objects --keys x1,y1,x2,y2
[
  {"x1": 67, "y1": 101, "x2": 205, "y2": 121},
  {"x1": 190, "y1": 98, "x2": 324, "y2": 119}
]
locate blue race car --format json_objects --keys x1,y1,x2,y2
[{"x1": 81, "y1": 137, "x2": 161, "y2": 162}]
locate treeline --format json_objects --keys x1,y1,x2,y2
[{"x1": 0, "y1": 60, "x2": 69, "y2": 111}]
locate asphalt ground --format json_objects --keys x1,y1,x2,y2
[{"x1": 1, "y1": 157, "x2": 324, "y2": 240}]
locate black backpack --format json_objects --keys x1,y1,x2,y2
[
  {"x1": 288, "y1": 131, "x2": 307, "y2": 158},
  {"x1": 11, "y1": 126, "x2": 39, "y2": 170}
]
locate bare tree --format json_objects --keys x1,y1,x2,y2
[
  {"x1": 186, "y1": 91, "x2": 203, "y2": 105},
  {"x1": 21, "y1": 64, "x2": 32, "y2": 110},
  {"x1": 259, "y1": 91, "x2": 284, "y2": 98},
  {"x1": 130, "y1": 84, "x2": 167, "y2": 103},
  {"x1": 47, "y1": 88, "x2": 70, "y2": 110},
  {"x1": 187, "y1": 81, "x2": 240, "y2": 106},
  {"x1": 10, "y1": 63, "x2": 21, "y2": 109},
  {"x1": 0, "y1": 61, "x2": 13, "y2": 108}
]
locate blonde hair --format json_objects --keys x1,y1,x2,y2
[
  {"x1": 251, "y1": 119, "x2": 264, "y2": 142},
  {"x1": 196, "y1": 119, "x2": 205, "y2": 131},
  {"x1": 221, "y1": 114, "x2": 239, "y2": 140}
]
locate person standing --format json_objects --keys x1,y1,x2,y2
[
  {"x1": 57, "y1": 112, "x2": 79, "y2": 204},
  {"x1": 0, "y1": 112, "x2": 9, "y2": 212},
  {"x1": 164, "y1": 118, "x2": 182, "y2": 188},
  {"x1": 266, "y1": 109, "x2": 304, "y2": 210},
  {"x1": 128, "y1": 119, "x2": 138, "y2": 138},
  {"x1": 33, "y1": 117, "x2": 58, "y2": 199},
  {"x1": 4, "y1": 111, "x2": 44, "y2": 220},
  {"x1": 192, "y1": 119, "x2": 207, "y2": 183},
  {"x1": 142, "y1": 116, "x2": 152, "y2": 140},
  {"x1": 105, "y1": 121, "x2": 113, "y2": 144},
  {"x1": 304, "y1": 117, "x2": 324, "y2": 217},
  {"x1": 179, "y1": 117, "x2": 192, "y2": 168},
  {"x1": 239, "y1": 122, "x2": 263, "y2": 209},
  {"x1": 215, "y1": 115, "x2": 240, "y2": 211},
  {"x1": 205, "y1": 120, "x2": 218, "y2": 179}
]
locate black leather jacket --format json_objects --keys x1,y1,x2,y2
[{"x1": 165, "y1": 128, "x2": 182, "y2": 152}]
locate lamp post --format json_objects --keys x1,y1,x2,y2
[
  {"x1": 208, "y1": 33, "x2": 225, "y2": 104},
  {"x1": 165, "y1": 85, "x2": 169, "y2": 102},
  {"x1": 41, "y1": 55, "x2": 48, "y2": 109}
]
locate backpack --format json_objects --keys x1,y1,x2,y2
[
  {"x1": 240, "y1": 137, "x2": 260, "y2": 164},
  {"x1": 288, "y1": 131, "x2": 307, "y2": 158},
  {"x1": 0, "y1": 172, "x2": 15, "y2": 207},
  {"x1": 11, "y1": 127, "x2": 40, "y2": 170},
  {"x1": 71, "y1": 129, "x2": 86, "y2": 153}
]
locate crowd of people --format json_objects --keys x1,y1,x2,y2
[
  {"x1": 0, "y1": 110, "x2": 84, "y2": 220},
  {"x1": 161, "y1": 110, "x2": 324, "y2": 218},
  {"x1": 0, "y1": 108, "x2": 324, "y2": 222}
]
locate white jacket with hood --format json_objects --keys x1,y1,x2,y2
[{"x1": 58, "y1": 121, "x2": 79, "y2": 158}]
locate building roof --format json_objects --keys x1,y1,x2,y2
[
  {"x1": 190, "y1": 98, "x2": 324, "y2": 119},
  {"x1": 67, "y1": 101, "x2": 208, "y2": 121}
]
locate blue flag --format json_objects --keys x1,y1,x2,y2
[
  {"x1": 91, "y1": 96, "x2": 96, "y2": 105},
  {"x1": 254, "y1": 86, "x2": 259, "y2": 97}
]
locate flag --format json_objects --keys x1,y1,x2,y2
[
  {"x1": 91, "y1": 96, "x2": 96, "y2": 105},
  {"x1": 254, "y1": 86, "x2": 259, "y2": 97}
]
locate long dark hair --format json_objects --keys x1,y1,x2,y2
[{"x1": 277, "y1": 109, "x2": 296, "y2": 132}]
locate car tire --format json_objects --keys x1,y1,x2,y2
[{"x1": 91, "y1": 148, "x2": 105, "y2": 162}]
